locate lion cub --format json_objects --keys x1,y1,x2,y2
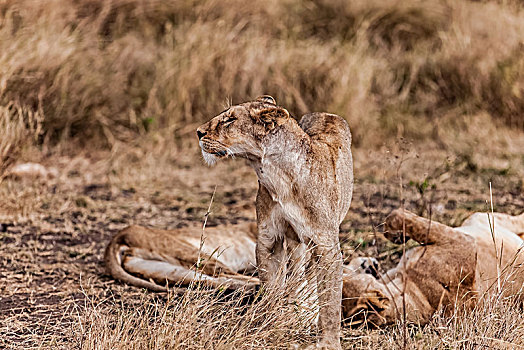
[{"x1": 197, "y1": 96, "x2": 353, "y2": 349}]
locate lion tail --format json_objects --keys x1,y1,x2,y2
[{"x1": 104, "y1": 231, "x2": 170, "y2": 292}]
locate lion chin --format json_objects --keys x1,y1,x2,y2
[{"x1": 201, "y1": 150, "x2": 219, "y2": 166}]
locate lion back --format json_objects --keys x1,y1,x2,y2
[
  {"x1": 299, "y1": 112, "x2": 353, "y2": 221},
  {"x1": 299, "y1": 112, "x2": 352, "y2": 151}
]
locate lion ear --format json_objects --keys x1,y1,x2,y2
[
  {"x1": 256, "y1": 95, "x2": 276, "y2": 105},
  {"x1": 258, "y1": 107, "x2": 290, "y2": 131}
]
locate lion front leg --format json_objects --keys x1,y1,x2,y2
[
  {"x1": 256, "y1": 230, "x2": 286, "y2": 287},
  {"x1": 255, "y1": 185, "x2": 288, "y2": 287},
  {"x1": 286, "y1": 230, "x2": 319, "y2": 323},
  {"x1": 313, "y1": 240, "x2": 343, "y2": 350}
]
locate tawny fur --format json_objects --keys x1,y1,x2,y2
[
  {"x1": 342, "y1": 209, "x2": 524, "y2": 327},
  {"x1": 104, "y1": 222, "x2": 260, "y2": 292},
  {"x1": 196, "y1": 95, "x2": 353, "y2": 349},
  {"x1": 105, "y1": 223, "x2": 379, "y2": 289}
]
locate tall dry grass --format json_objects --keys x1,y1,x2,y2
[
  {"x1": 70, "y1": 280, "x2": 524, "y2": 349},
  {"x1": 0, "y1": 103, "x2": 42, "y2": 179},
  {"x1": 73, "y1": 269, "x2": 320, "y2": 349},
  {"x1": 0, "y1": 0, "x2": 523, "y2": 148}
]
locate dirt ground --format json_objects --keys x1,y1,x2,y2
[{"x1": 1, "y1": 135, "x2": 523, "y2": 349}]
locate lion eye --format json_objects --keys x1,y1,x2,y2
[{"x1": 223, "y1": 116, "x2": 237, "y2": 126}]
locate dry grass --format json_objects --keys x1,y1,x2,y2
[
  {"x1": 0, "y1": 0, "x2": 523, "y2": 147},
  {"x1": 73, "y1": 274, "x2": 319, "y2": 349},
  {"x1": 427, "y1": 295, "x2": 524, "y2": 349},
  {"x1": 1, "y1": 0, "x2": 524, "y2": 349},
  {"x1": 69, "y1": 281, "x2": 524, "y2": 350}
]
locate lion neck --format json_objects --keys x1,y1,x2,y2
[{"x1": 248, "y1": 119, "x2": 310, "y2": 201}]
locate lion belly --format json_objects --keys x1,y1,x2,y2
[
  {"x1": 456, "y1": 218, "x2": 524, "y2": 297},
  {"x1": 184, "y1": 233, "x2": 257, "y2": 273}
]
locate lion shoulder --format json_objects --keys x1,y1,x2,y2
[{"x1": 299, "y1": 112, "x2": 352, "y2": 148}]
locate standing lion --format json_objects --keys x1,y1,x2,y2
[{"x1": 196, "y1": 96, "x2": 353, "y2": 349}]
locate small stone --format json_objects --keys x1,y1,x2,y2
[{"x1": 8, "y1": 162, "x2": 58, "y2": 179}]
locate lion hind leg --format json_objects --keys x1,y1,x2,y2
[
  {"x1": 461, "y1": 212, "x2": 524, "y2": 238},
  {"x1": 385, "y1": 209, "x2": 462, "y2": 245},
  {"x1": 492, "y1": 212, "x2": 524, "y2": 237},
  {"x1": 312, "y1": 241, "x2": 343, "y2": 349},
  {"x1": 124, "y1": 256, "x2": 197, "y2": 286}
]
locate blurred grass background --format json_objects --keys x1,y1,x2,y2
[
  {"x1": 1, "y1": 2, "x2": 524, "y2": 348},
  {"x1": 0, "y1": 0, "x2": 522, "y2": 154}
]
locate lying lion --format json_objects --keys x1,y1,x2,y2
[
  {"x1": 342, "y1": 209, "x2": 524, "y2": 327},
  {"x1": 105, "y1": 209, "x2": 524, "y2": 326},
  {"x1": 105, "y1": 222, "x2": 260, "y2": 293}
]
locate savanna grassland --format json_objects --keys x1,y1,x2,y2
[{"x1": 1, "y1": 0, "x2": 523, "y2": 349}]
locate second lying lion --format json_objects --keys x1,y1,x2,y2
[
  {"x1": 342, "y1": 209, "x2": 524, "y2": 326},
  {"x1": 105, "y1": 210, "x2": 524, "y2": 325}
]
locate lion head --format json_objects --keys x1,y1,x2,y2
[
  {"x1": 196, "y1": 95, "x2": 290, "y2": 165},
  {"x1": 342, "y1": 268, "x2": 393, "y2": 327}
]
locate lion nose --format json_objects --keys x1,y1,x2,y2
[{"x1": 196, "y1": 129, "x2": 207, "y2": 140}]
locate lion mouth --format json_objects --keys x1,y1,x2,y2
[
  {"x1": 199, "y1": 139, "x2": 231, "y2": 159},
  {"x1": 213, "y1": 150, "x2": 228, "y2": 157},
  {"x1": 200, "y1": 144, "x2": 230, "y2": 166}
]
